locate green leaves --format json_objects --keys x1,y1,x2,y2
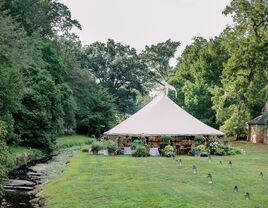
[
  {"x1": 81, "y1": 39, "x2": 149, "y2": 114},
  {"x1": 67, "y1": 68, "x2": 116, "y2": 136},
  {"x1": 212, "y1": 0, "x2": 268, "y2": 137},
  {"x1": 141, "y1": 39, "x2": 180, "y2": 82},
  {"x1": 170, "y1": 37, "x2": 226, "y2": 128},
  {"x1": 169, "y1": 1, "x2": 267, "y2": 137},
  {"x1": 0, "y1": 139, "x2": 13, "y2": 197}
]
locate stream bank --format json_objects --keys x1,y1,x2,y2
[{"x1": 0, "y1": 146, "x2": 81, "y2": 208}]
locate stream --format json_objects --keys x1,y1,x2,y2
[{"x1": 0, "y1": 146, "x2": 81, "y2": 208}]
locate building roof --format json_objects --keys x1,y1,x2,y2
[
  {"x1": 104, "y1": 92, "x2": 224, "y2": 137},
  {"x1": 247, "y1": 115, "x2": 266, "y2": 125}
]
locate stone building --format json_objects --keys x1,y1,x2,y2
[{"x1": 247, "y1": 115, "x2": 267, "y2": 144}]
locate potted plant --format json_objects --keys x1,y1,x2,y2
[
  {"x1": 194, "y1": 135, "x2": 206, "y2": 145},
  {"x1": 161, "y1": 136, "x2": 172, "y2": 145},
  {"x1": 105, "y1": 140, "x2": 118, "y2": 156},
  {"x1": 164, "y1": 145, "x2": 174, "y2": 157},
  {"x1": 91, "y1": 141, "x2": 102, "y2": 155},
  {"x1": 131, "y1": 144, "x2": 148, "y2": 157}
]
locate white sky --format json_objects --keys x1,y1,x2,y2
[{"x1": 60, "y1": 0, "x2": 233, "y2": 57}]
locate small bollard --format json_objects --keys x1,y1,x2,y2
[
  {"x1": 192, "y1": 165, "x2": 197, "y2": 174},
  {"x1": 245, "y1": 192, "x2": 250, "y2": 200},
  {"x1": 208, "y1": 155, "x2": 211, "y2": 163},
  {"x1": 207, "y1": 173, "x2": 212, "y2": 184},
  {"x1": 233, "y1": 185, "x2": 238, "y2": 192},
  {"x1": 228, "y1": 160, "x2": 232, "y2": 169}
]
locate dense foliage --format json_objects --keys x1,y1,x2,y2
[
  {"x1": 0, "y1": 140, "x2": 12, "y2": 197},
  {"x1": 163, "y1": 145, "x2": 175, "y2": 157},
  {"x1": 104, "y1": 140, "x2": 118, "y2": 153},
  {"x1": 189, "y1": 140, "x2": 242, "y2": 156},
  {"x1": 0, "y1": 0, "x2": 119, "y2": 151},
  {"x1": 170, "y1": 0, "x2": 268, "y2": 136},
  {"x1": 131, "y1": 144, "x2": 148, "y2": 157}
]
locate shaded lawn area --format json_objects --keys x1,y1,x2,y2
[
  {"x1": 56, "y1": 135, "x2": 92, "y2": 148},
  {"x1": 43, "y1": 142, "x2": 268, "y2": 208}
]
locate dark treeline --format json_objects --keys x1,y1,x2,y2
[
  {"x1": 0, "y1": 0, "x2": 179, "y2": 154},
  {"x1": 0, "y1": 0, "x2": 267, "y2": 189}
]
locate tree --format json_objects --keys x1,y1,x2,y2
[
  {"x1": 141, "y1": 39, "x2": 180, "y2": 83},
  {"x1": 67, "y1": 68, "x2": 116, "y2": 136},
  {"x1": 169, "y1": 37, "x2": 228, "y2": 127},
  {"x1": 80, "y1": 39, "x2": 149, "y2": 114},
  {"x1": 1, "y1": 0, "x2": 81, "y2": 37},
  {"x1": 13, "y1": 70, "x2": 63, "y2": 152},
  {"x1": 0, "y1": 4, "x2": 41, "y2": 143},
  {"x1": 212, "y1": 0, "x2": 268, "y2": 137}
]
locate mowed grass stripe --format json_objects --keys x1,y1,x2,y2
[{"x1": 43, "y1": 143, "x2": 268, "y2": 208}]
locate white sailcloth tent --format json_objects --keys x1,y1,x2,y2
[{"x1": 104, "y1": 92, "x2": 224, "y2": 137}]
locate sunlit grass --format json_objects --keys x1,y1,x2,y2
[
  {"x1": 43, "y1": 142, "x2": 268, "y2": 208},
  {"x1": 56, "y1": 135, "x2": 93, "y2": 148}
]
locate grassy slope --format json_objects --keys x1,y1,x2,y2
[
  {"x1": 8, "y1": 146, "x2": 44, "y2": 168},
  {"x1": 43, "y1": 142, "x2": 268, "y2": 208},
  {"x1": 6, "y1": 135, "x2": 90, "y2": 169},
  {"x1": 56, "y1": 135, "x2": 92, "y2": 148},
  {"x1": 8, "y1": 146, "x2": 43, "y2": 157}
]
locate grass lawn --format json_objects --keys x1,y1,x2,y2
[
  {"x1": 56, "y1": 135, "x2": 93, "y2": 148},
  {"x1": 8, "y1": 146, "x2": 44, "y2": 168},
  {"x1": 43, "y1": 142, "x2": 268, "y2": 208},
  {"x1": 8, "y1": 146, "x2": 43, "y2": 157}
]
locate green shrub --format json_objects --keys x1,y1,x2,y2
[
  {"x1": 82, "y1": 148, "x2": 89, "y2": 152},
  {"x1": 85, "y1": 138, "x2": 96, "y2": 145},
  {"x1": 164, "y1": 145, "x2": 174, "y2": 156},
  {"x1": 189, "y1": 139, "x2": 242, "y2": 156},
  {"x1": 104, "y1": 140, "x2": 118, "y2": 153},
  {"x1": 132, "y1": 145, "x2": 148, "y2": 157},
  {"x1": 161, "y1": 136, "x2": 172, "y2": 145},
  {"x1": 194, "y1": 135, "x2": 206, "y2": 144},
  {"x1": 214, "y1": 146, "x2": 226, "y2": 155},
  {"x1": 0, "y1": 140, "x2": 13, "y2": 197},
  {"x1": 189, "y1": 144, "x2": 207, "y2": 156},
  {"x1": 131, "y1": 139, "x2": 142, "y2": 150},
  {"x1": 207, "y1": 140, "x2": 222, "y2": 154},
  {"x1": 227, "y1": 147, "x2": 242, "y2": 155},
  {"x1": 91, "y1": 141, "x2": 103, "y2": 152}
]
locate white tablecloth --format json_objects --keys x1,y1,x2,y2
[
  {"x1": 149, "y1": 148, "x2": 160, "y2": 156},
  {"x1": 102, "y1": 149, "x2": 109, "y2": 156},
  {"x1": 123, "y1": 147, "x2": 132, "y2": 155}
]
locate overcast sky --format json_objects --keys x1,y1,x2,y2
[{"x1": 60, "y1": 0, "x2": 233, "y2": 56}]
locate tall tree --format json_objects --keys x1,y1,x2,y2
[
  {"x1": 169, "y1": 37, "x2": 228, "y2": 127},
  {"x1": 141, "y1": 39, "x2": 180, "y2": 83},
  {"x1": 212, "y1": 0, "x2": 268, "y2": 137},
  {"x1": 2, "y1": 0, "x2": 81, "y2": 37},
  {"x1": 0, "y1": 4, "x2": 40, "y2": 143},
  {"x1": 67, "y1": 68, "x2": 116, "y2": 136},
  {"x1": 81, "y1": 39, "x2": 149, "y2": 114}
]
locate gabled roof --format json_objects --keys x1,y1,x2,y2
[
  {"x1": 247, "y1": 115, "x2": 266, "y2": 125},
  {"x1": 104, "y1": 92, "x2": 224, "y2": 136}
]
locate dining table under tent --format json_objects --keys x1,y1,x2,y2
[{"x1": 104, "y1": 92, "x2": 224, "y2": 156}]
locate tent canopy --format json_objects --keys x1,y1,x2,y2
[{"x1": 104, "y1": 92, "x2": 224, "y2": 137}]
